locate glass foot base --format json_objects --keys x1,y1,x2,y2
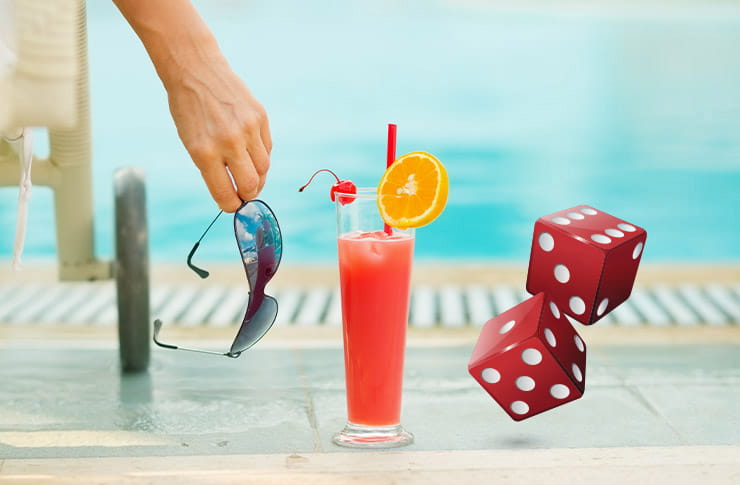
[{"x1": 332, "y1": 422, "x2": 414, "y2": 449}]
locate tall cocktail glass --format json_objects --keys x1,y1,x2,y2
[{"x1": 332, "y1": 188, "x2": 414, "y2": 448}]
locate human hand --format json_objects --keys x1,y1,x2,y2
[
  {"x1": 112, "y1": 0, "x2": 272, "y2": 212},
  {"x1": 165, "y1": 58, "x2": 272, "y2": 212}
]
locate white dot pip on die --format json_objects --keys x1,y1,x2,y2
[
  {"x1": 591, "y1": 234, "x2": 611, "y2": 244},
  {"x1": 521, "y1": 348, "x2": 543, "y2": 365},
  {"x1": 516, "y1": 376, "x2": 536, "y2": 391},
  {"x1": 550, "y1": 384, "x2": 570, "y2": 399},
  {"x1": 550, "y1": 301, "x2": 560, "y2": 318},
  {"x1": 552, "y1": 216, "x2": 570, "y2": 225},
  {"x1": 554, "y1": 264, "x2": 570, "y2": 283},
  {"x1": 549, "y1": 301, "x2": 561, "y2": 319},
  {"x1": 566, "y1": 211, "x2": 585, "y2": 220},
  {"x1": 574, "y1": 335, "x2": 585, "y2": 352},
  {"x1": 499, "y1": 320, "x2": 516, "y2": 334},
  {"x1": 538, "y1": 232, "x2": 555, "y2": 252},
  {"x1": 618, "y1": 223, "x2": 636, "y2": 232},
  {"x1": 605, "y1": 228, "x2": 624, "y2": 238},
  {"x1": 633, "y1": 242, "x2": 644, "y2": 259},
  {"x1": 580, "y1": 207, "x2": 598, "y2": 215},
  {"x1": 544, "y1": 328, "x2": 557, "y2": 347},
  {"x1": 569, "y1": 296, "x2": 586, "y2": 315},
  {"x1": 511, "y1": 401, "x2": 530, "y2": 415},
  {"x1": 572, "y1": 363, "x2": 583, "y2": 382},
  {"x1": 597, "y1": 298, "x2": 609, "y2": 316},
  {"x1": 481, "y1": 368, "x2": 501, "y2": 383}
]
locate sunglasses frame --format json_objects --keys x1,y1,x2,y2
[{"x1": 153, "y1": 199, "x2": 282, "y2": 358}]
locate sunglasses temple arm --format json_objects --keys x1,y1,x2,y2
[
  {"x1": 186, "y1": 210, "x2": 224, "y2": 279},
  {"x1": 186, "y1": 242, "x2": 209, "y2": 279},
  {"x1": 153, "y1": 319, "x2": 239, "y2": 358},
  {"x1": 159, "y1": 343, "x2": 235, "y2": 357}
]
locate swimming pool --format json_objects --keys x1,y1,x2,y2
[{"x1": 1, "y1": 1, "x2": 739, "y2": 264}]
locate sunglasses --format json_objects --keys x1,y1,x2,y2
[{"x1": 153, "y1": 199, "x2": 282, "y2": 358}]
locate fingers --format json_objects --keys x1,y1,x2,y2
[
  {"x1": 198, "y1": 162, "x2": 242, "y2": 213},
  {"x1": 260, "y1": 112, "x2": 273, "y2": 155},
  {"x1": 225, "y1": 116, "x2": 267, "y2": 201},
  {"x1": 229, "y1": 107, "x2": 271, "y2": 197},
  {"x1": 247, "y1": 129, "x2": 270, "y2": 194},
  {"x1": 226, "y1": 152, "x2": 261, "y2": 202},
  {"x1": 248, "y1": 130, "x2": 270, "y2": 176},
  {"x1": 255, "y1": 115, "x2": 272, "y2": 193},
  {"x1": 193, "y1": 126, "x2": 269, "y2": 210},
  {"x1": 186, "y1": 103, "x2": 271, "y2": 209}
]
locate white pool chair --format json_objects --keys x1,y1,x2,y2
[{"x1": 0, "y1": 0, "x2": 150, "y2": 372}]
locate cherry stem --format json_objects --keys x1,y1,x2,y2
[{"x1": 298, "y1": 169, "x2": 340, "y2": 192}]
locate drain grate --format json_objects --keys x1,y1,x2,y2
[{"x1": 1, "y1": 282, "x2": 739, "y2": 328}]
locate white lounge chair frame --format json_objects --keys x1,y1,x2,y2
[{"x1": 0, "y1": 1, "x2": 150, "y2": 372}]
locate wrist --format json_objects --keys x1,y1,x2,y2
[
  {"x1": 145, "y1": 26, "x2": 224, "y2": 88},
  {"x1": 155, "y1": 35, "x2": 226, "y2": 89}
]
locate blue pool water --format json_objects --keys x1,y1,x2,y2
[{"x1": 1, "y1": 1, "x2": 739, "y2": 264}]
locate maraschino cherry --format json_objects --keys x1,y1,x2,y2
[{"x1": 299, "y1": 169, "x2": 357, "y2": 204}]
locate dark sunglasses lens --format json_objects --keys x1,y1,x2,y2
[
  {"x1": 234, "y1": 201, "x2": 283, "y2": 288},
  {"x1": 230, "y1": 295, "x2": 279, "y2": 354}
]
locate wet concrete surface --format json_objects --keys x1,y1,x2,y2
[{"x1": 1, "y1": 343, "x2": 739, "y2": 459}]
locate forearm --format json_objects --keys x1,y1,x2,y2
[{"x1": 112, "y1": 0, "x2": 225, "y2": 88}]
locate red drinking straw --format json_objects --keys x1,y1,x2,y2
[{"x1": 384, "y1": 123, "x2": 397, "y2": 235}]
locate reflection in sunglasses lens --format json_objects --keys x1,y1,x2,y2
[
  {"x1": 231, "y1": 201, "x2": 282, "y2": 354},
  {"x1": 230, "y1": 295, "x2": 279, "y2": 355}
]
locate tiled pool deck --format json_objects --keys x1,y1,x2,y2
[{"x1": 1, "y1": 264, "x2": 739, "y2": 483}]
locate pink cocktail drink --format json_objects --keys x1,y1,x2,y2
[
  {"x1": 333, "y1": 188, "x2": 415, "y2": 448},
  {"x1": 338, "y1": 230, "x2": 414, "y2": 426}
]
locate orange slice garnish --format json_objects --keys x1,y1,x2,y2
[{"x1": 377, "y1": 151, "x2": 449, "y2": 229}]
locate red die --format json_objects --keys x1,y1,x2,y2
[
  {"x1": 525, "y1": 205, "x2": 647, "y2": 325},
  {"x1": 468, "y1": 292, "x2": 586, "y2": 421}
]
